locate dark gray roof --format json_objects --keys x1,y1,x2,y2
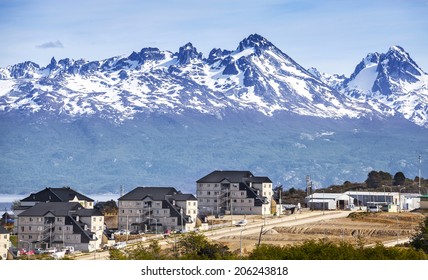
[
  {"x1": 66, "y1": 216, "x2": 95, "y2": 243},
  {"x1": 171, "y1": 193, "x2": 197, "y2": 201},
  {"x1": 118, "y1": 187, "x2": 178, "y2": 201},
  {"x1": 18, "y1": 202, "x2": 82, "y2": 217},
  {"x1": 75, "y1": 208, "x2": 103, "y2": 217},
  {"x1": 247, "y1": 176, "x2": 272, "y2": 183},
  {"x1": 21, "y1": 187, "x2": 94, "y2": 203},
  {"x1": 197, "y1": 170, "x2": 254, "y2": 183},
  {"x1": 239, "y1": 183, "x2": 268, "y2": 206}
]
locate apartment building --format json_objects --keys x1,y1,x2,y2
[
  {"x1": 196, "y1": 170, "x2": 273, "y2": 215},
  {"x1": 0, "y1": 226, "x2": 10, "y2": 260},
  {"x1": 17, "y1": 202, "x2": 104, "y2": 252},
  {"x1": 118, "y1": 187, "x2": 198, "y2": 232}
]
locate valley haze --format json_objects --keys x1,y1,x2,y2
[{"x1": 0, "y1": 34, "x2": 427, "y2": 196}]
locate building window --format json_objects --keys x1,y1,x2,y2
[{"x1": 207, "y1": 191, "x2": 211, "y2": 195}]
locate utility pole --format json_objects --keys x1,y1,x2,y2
[
  {"x1": 126, "y1": 215, "x2": 129, "y2": 242},
  {"x1": 230, "y1": 194, "x2": 233, "y2": 226},
  {"x1": 419, "y1": 155, "x2": 422, "y2": 194}
]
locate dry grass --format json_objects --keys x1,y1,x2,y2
[{"x1": 218, "y1": 212, "x2": 425, "y2": 254}]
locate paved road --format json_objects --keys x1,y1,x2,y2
[
  {"x1": 74, "y1": 210, "x2": 352, "y2": 260},
  {"x1": 204, "y1": 211, "x2": 351, "y2": 240}
]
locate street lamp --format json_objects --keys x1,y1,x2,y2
[
  {"x1": 19, "y1": 239, "x2": 32, "y2": 251},
  {"x1": 240, "y1": 229, "x2": 246, "y2": 258},
  {"x1": 180, "y1": 208, "x2": 184, "y2": 232},
  {"x1": 395, "y1": 216, "x2": 400, "y2": 245}
]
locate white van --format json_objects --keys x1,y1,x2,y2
[{"x1": 367, "y1": 205, "x2": 380, "y2": 212}]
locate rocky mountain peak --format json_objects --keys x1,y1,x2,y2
[
  {"x1": 238, "y1": 33, "x2": 273, "y2": 52},
  {"x1": 177, "y1": 43, "x2": 202, "y2": 65}
]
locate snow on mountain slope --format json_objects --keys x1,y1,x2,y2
[
  {"x1": 0, "y1": 35, "x2": 427, "y2": 126},
  {"x1": 342, "y1": 46, "x2": 428, "y2": 126}
]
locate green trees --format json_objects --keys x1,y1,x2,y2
[
  {"x1": 109, "y1": 232, "x2": 235, "y2": 260},
  {"x1": 248, "y1": 240, "x2": 427, "y2": 260},
  {"x1": 410, "y1": 215, "x2": 428, "y2": 253},
  {"x1": 178, "y1": 232, "x2": 235, "y2": 260},
  {"x1": 108, "y1": 230, "x2": 428, "y2": 260},
  {"x1": 365, "y1": 171, "x2": 393, "y2": 188},
  {"x1": 393, "y1": 172, "x2": 406, "y2": 186}
]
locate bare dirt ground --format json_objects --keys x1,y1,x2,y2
[{"x1": 217, "y1": 211, "x2": 426, "y2": 255}]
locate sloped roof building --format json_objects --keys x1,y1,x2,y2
[
  {"x1": 118, "y1": 187, "x2": 198, "y2": 233},
  {"x1": 197, "y1": 170, "x2": 273, "y2": 216}
]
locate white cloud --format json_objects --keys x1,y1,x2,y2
[{"x1": 36, "y1": 40, "x2": 64, "y2": 49}]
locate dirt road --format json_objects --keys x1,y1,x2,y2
[{"x1": 216, "y1": 210, "x2": 425, "y2": 254}]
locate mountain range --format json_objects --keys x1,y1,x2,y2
[{"x1": 0, "y1": 34, "x2": 427, "y2": 195}]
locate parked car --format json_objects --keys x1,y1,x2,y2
[
  {"x1": 114, "y1": 229, "x2": 130, "y2": 235},
  {"x1": 367, "y1": 205, "x2": 381, "y2": 213},
  {"x1": 235, "y1": 219, "x2": 248, "y2": 227},
  {"x1": 62, "y1": 246, "x2": 74, "y2": 254},
  {"x1": 34, "y1": 247, "x2": 57, "y2": 254},
  {"x1": 34, "y1": 248, "x2": 43, "y2": 255},
  {"x1": 18, "y1": 248, "x2": 34, "y2": 256},
  {"x1": 111, "y1": 242, "x2": 126, "y2": 249}
]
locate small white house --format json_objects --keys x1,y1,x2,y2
[
  {"x1": 306, "y1": 193, "x2": 353, "y2": 210},
  {"x1": 0, "y1": 226, "x2": 10, "y2": 260}
]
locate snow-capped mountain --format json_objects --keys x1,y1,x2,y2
[
  {"x1": 340, "y1": 46, "x2": 428, "y2": 126},
  {"x1": 1, "y1": 34, "x2": 427, "y2": 194},
  {"x1": 0, "y1": 34, "x2": 376, "y2": 123}
]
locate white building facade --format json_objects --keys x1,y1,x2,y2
[
  {"x1": 196, "y1": 170, "x2": 273, "y2": 216},
  {"x1": 0, "y1": 226, "x2": 10, "y2": 260},
  {"x1": 118, "y1": 187, "x2": 198, "y2": 233},
  {"x1": 17, "y1": 202, "x2": 104, "y2": 252}
]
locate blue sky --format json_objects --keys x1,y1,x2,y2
[{"x1": 0, "y1": 0, "x2": 427, "y2": 75}]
